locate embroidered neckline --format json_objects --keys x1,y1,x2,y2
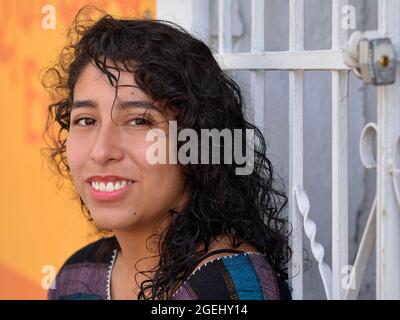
[
  {"x1": 106, "y1": 248, "x2": 118, "y2": 300},
  {"x1": 171, "y1": 251, "x2": 265, "y2": 299}
]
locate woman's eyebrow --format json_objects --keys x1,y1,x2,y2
[
  {"x1": 118, "y1": 100, "x2": 160, "y2": 113},
  {"x1": 71, "y1": 99, "x2": 161, "y2": 113},
  {"x1": 71, "y1": 99, "x2": 97, "y2": 110}
]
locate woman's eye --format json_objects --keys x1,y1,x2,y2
[
  {"x1": 73, "y1": 117, "x2": 96, "y2": 126},
  {"x1": 127, "y1": 117, "x2": 153, "y2": 126}
]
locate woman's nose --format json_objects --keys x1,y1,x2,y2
[{"x1": 89, "y1": 122, "x2": 124, "y2": 166}]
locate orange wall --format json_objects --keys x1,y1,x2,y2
[{"x1": 0, "y1": 0, "x2": 155, "y2": 300}]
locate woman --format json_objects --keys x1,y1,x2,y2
[{"x1": 43, "y1": 7, "x2": 291, "y2": 300}]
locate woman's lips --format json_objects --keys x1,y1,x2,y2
[{"x1": 87, "y1": 181, "x2": 134, "y2": 201}]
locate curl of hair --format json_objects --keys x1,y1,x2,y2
[{"x1": 42, "y1": 7, "x2": 292, "y2": 300}]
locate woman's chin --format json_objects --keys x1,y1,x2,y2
[{"x1": 90, "y1": 209, "x2": 139, "y2": 231}]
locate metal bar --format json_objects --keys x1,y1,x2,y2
[
  {"x1": 218, "y1": 0, "x2": 232, "y2": 54},
  {"x1": 344, "y1": 197, "x2": 376, "y2": 300},
  {"x1": 288, "y1": 0, "x2": 304, "y2": 300},
  {"x1": 376, "y1": 0, "x2": 400, "y2": 300},
  {"x1": 250, "y1": 0, "x2": 265, "y2": 131},
  {"x1": 214, "y1": 50, "x2": 351, "y2": 70},
  {"x1": 295, "y1": 187, "x2": 333, "y2": 299},
  {"x1": 332, "y1": 0, "x2": 349, "y2": 300}
]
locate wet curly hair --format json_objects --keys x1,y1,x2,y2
[{"x1": 42, "y1": 7, "x2": 291, "y2": 300}]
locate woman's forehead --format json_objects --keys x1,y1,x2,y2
[
  {"x1": 75, "y1": 62, "x2": 138, "y2": 90},
  {"x1": 73, "y1": 62, "x2": 146, "y2": 102},
  {"x1": 73, "y1": 62, "x2": 177, "y2": 119}
]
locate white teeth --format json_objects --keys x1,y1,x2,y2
[
  {"x1": 99, "y1": 182, "x2": 106, "y2": 192},
  {"x1": 106, "y1": 182, "x2": 114, "y2": 192},
  {"x1": 90, "y1": 180, "x2": 131, "y2": 192}
]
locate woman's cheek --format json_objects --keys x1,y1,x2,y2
[{"x1": 66, "y1": 136, "x2": 86, "y2": 186}]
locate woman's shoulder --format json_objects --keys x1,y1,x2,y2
[
  {"x1": 171, "y1": 250, "x2": 283, "y2": 300},
  {"x1": 47, "y1": 236, "x2": 117, "y2": 300},
  {"x1": 171, "y1": 236, "x2": 290, "y2": 300},
  {"x1": 63, "y1": 236, "x2": 117, "y2": 266}
]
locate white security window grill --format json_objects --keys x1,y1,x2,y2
[{"x1": 157, "y1": 0, "x2": 400, "y2": 299}]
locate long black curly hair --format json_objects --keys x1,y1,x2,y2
[{"x1": 42, "y1": 7, "x2": 291, "y2": 300}]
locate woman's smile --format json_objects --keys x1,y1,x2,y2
[{"x1": 87, "y1": 179, "x2": 134, "y2": 202}]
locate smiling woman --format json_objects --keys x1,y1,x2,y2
[{"x1": 42, "y1": 6, "x2": 292, "y2": 300}]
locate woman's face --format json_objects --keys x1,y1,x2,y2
[{"x1": 66, "y1": 61, "x2": 189, "y2": 232}]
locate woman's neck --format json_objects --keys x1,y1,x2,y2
[
  {"x1": 114, "y1": 227, "x2": 161, "y2": 275},
  {"x1": 111, "y1": 217, "x2": 171, "y2": 299}
]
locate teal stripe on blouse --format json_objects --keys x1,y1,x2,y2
[{"x1": 222, "y1": 255, "x2": 264, "y2": 300}]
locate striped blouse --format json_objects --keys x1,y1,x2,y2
[{"x1": 47, "y1": 237, "x2": 291, "y2": 300}]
